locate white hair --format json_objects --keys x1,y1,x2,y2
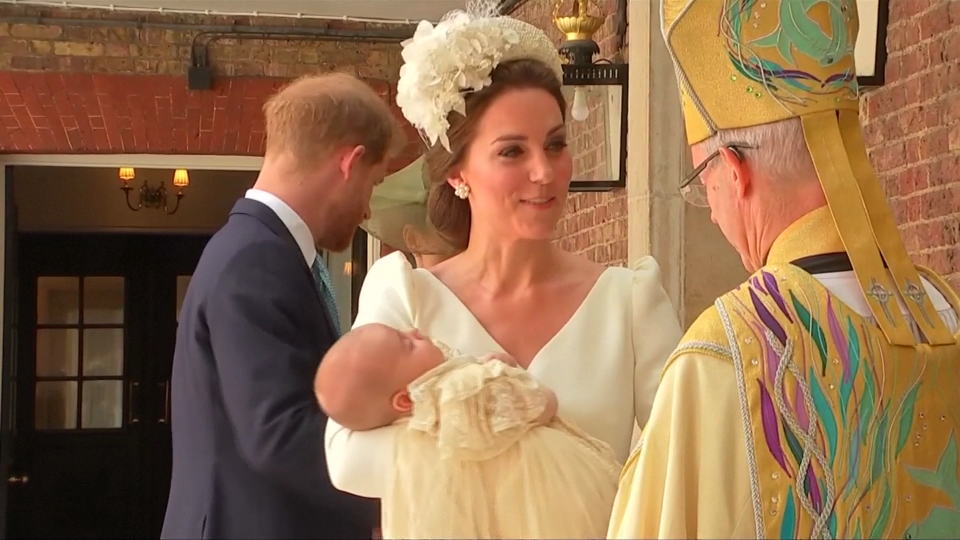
[{"x1": 695, "y1": 117, "x2": 817, "y2": 182}]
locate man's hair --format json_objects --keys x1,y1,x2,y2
[
  {"x1": 695, "y1": 117, "x2": 818, "y2": 183},
  {"x1": 263, "y1": 72, "x2": 406, "y2": 168}
]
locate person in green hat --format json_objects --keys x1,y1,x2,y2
[{"x1": 361, "y1": 156, "x2": 461, "y2": 269}]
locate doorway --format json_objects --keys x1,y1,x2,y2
[
  {"x1": 0, "y1": 163, "x2": 371, "y2": 538},
  {"x1": 5, "y1": 233, "x2": 209, "y2": 539}
]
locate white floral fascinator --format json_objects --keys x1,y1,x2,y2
[{"x1": 395, "y1": 0, "x2": 564, "y2": 152}]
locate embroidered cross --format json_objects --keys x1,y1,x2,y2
[
  {"x1": 903, "y1": 279, "x2": 926, "y2": 305},
  {"x1": 867, "y1": 278, "x2": 896, "y2": 324},
  {"x1": 903, "y1": 279, "x2": 937, "y2": 328}
]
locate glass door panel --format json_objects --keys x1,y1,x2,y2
[{"x1": 33, "y1": 276, "x2": 125, "y2": 432}]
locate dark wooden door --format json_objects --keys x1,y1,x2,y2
[
  {"x1": 1, "y1": 168, "x2": 20, "y2": 540},
  {"x1": 5, "y1": 232, "x2": 208, "y2": 539}
]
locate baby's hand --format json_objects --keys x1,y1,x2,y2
[{"x1": 482, "y1": 352, "x2": 520, "y2": 368}]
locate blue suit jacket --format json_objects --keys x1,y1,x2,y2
[{"x1": 161, "y1": 198, "x2": 376, "y2": 539}]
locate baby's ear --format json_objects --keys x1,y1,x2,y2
[{"x1": 391, "y1": 390, "x2": 413, "y2": 413}]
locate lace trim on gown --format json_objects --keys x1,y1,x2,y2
[{"x1": 405, "y1": 343, "x2": 549, "y2": 461}]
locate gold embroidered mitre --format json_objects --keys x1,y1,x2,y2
[{"x1": 661, "y1": 0, "x2": 955, "y2": 347}]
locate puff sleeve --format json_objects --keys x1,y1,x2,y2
[
  {"x1": 629, "y1": 256, "x2": 683, "y2": 429},
  {"x1": 323, "y1": 252, "x2": 418, "y2": 498}
]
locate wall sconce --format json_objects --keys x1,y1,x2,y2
[
  {"x1": 119, "y1": 167, "x2": 189, "y2": 214},
  {"x1": 854, "y1": 0, "x2": 889, "y2": 88},
  {"x1": 554, "y1": 0, "x2": 628, "y2": 192},
  {"x1": 173, "y1": 169, "x2": 190, "y2": 189}
]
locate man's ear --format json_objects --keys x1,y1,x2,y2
[
  {"x1": 718, "y1": 146, "x2": 751, "y2": 198},
  {"x1": 339, "y1": 145, "x2": 367, "y2": 179},
  {"x1": 391, "y1": 390, "x2": 413, "y2": 413}
]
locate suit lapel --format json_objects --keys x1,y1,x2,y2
[{"x1": 229, "y1": 199, "x2": 338, "y2": 337}]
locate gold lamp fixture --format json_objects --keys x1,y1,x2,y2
[
  {"x1": 118, "y1": 167, "x2": 189, "y2": 214},
  {"x1": 550, "y1": 0, "x2": 630, "y2": 192},
  {"x1": 552, "y1": 0, "x2": 605, "y2": 65},
  {"x1": 553, "y1": 0, "x2": 608, "y2": 123}
]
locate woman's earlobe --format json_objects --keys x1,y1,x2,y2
[
  {"x1": 445, "y1": 174, "x2": 461, "y2": 191},
  {"x1": 445, "y1": 164, "x2": 467, "y2": 189}
]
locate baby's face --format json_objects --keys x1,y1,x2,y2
[
  {"x1": 386, "y1": 327, "x2": 445, "y2": 386},
  {"x1": 353, "y1": 324, "x2": 444, "y2": 391}
]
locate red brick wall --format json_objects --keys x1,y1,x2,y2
[
  {"x1": 512, "y1": 0, "x2": 627, "y2": 267},
  {"x1": 861, "y1": 0, "x2": 960, "y2": 290},
  {"x1": 0, "y1": 3, "x2": 420, "y2": 172},
  {"x1": 1, "y1": 72, "x2": 286, "y2": 153},
  {"x1": 1, "y1": 2, "x2": 627, "y2": 267}
]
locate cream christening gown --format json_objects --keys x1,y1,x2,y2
[
  {"x1": 384, "y1": 352, "x2": 621, "y2": 539},
  {"x1": 324, "y1": 251, "x2": 682, "y2": 501}
]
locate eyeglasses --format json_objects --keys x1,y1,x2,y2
[{"x1": 679, "y1": 143, "x2": 756, "y2": 208}]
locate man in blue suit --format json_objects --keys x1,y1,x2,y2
[{"x1": 161, "y1": 73, "x2": 404, "y2": 539}]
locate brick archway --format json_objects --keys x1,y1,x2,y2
[{"x1": 0, "y1": 72, "x2": 419, "y2": 173}]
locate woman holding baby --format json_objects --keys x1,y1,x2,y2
[{"x1": 322, "y1": 6, "x2": 683, "y2": 538}]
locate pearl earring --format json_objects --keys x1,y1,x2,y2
[{"x1": 454, "y1": 183, "x2": 470, "y2": 199}]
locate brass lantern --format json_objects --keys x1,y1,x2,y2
[{"x1": 553, "y1": 0, "x2": 629, "y2": 192}]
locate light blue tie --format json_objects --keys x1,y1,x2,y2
[{"x1": 311, "y1": 254, "x2": 342, "y2": 336}]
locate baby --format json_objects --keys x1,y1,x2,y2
[
  {"x1": 315, "y1": 323, "x2": 558, "y2": 431},
  {"x1": 316, "y1": 323, "x2": 621, "y2": 540}
]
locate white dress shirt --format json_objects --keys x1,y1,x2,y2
[{"x1": 245, "y1": 189, "x2": 316, "y2": 267}]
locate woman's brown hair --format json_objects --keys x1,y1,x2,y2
[{"x1": 424, "y1": 58, "x2": 567, "y2": 250}]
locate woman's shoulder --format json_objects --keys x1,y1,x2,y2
[
  {"x1": 624, "y1": 255, "x2": 667, "y2": 292},
  {"x1": 564, "y1": 252, "x2": 666, "y2": 295},
  {"x1": 554, "y1": 251, "x2": 609, "y2": 285},
  {"x1": 615, "y1": 256, "x2": 672, "y2": 313},
  {"x1": 359, "y1": 252, "x2": 410, "y2": 298},
  {"x1": 354, "y1": 252, "x2": 425, "y2": 329},
  {"x1": 580, "y1": 256, "x2": 675, "y2": 331},
  {"x1": 365, "y1": 251, "x2": 416, "y2": 283}
]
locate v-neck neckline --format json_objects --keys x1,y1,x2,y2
[{"x1": 415, "y1": 268, "x2": 615, "y2": 370}]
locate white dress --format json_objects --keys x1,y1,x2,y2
[
  {"x1": 324, "y1": 251, "x2": 683, "y2": 498},
  {"x1": 384, "y1": 355, "x2": 622, "y2": 539}
]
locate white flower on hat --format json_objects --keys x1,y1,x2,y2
[
  {"x1": 396, "y1": 15, "x2": 520, "y2": 152},
  {"x1": 395, "y1": 3, "x2": 563, "y2": 152}
]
